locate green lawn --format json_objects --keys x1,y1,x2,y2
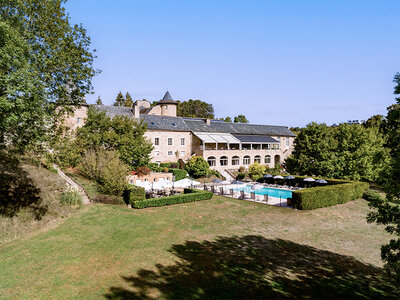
[{"x1": 0, "y1": 197, "x2": 397, "y2": 299}]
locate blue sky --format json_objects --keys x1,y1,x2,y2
[{"x1": 65, "y1": 0, "x2": 399, "y2": 127}]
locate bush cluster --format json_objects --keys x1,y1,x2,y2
[
  {"x1": 236, "y1": 173, "x2": 245, "y2": 180},
  {"x1": 60, "y1": 186, "x2": 83, "y2": 207},
  {"x1": 292, "y1": 181, "x2": 369, "y2": 210},
  {"x1": 168, "y1": 168, "x2": 188, "y2": 181},
  {"x1": 185, "y1": 156, "x2": 209, "y2": 178},
  {"x1": 160, "y1": 162, "x2": 178, "y2": 168},
  {"x1": 123, "y1": 185, "x2": 146, "y2": 204},
  {"x1": 131, "y1": 188, "x2": 213, "y2": 209},
  {"x1": 249, "y1": 163, "x2": 266, "y2": 180}
]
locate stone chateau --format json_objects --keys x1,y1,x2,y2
[{"x1": 65, "y1": 91, "x2": 296, "y2": 173}]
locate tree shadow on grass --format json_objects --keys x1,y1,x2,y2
[
  {"x1": 0, "y1": 152, "x2": 46, "y2": 219},
  {"x1": 105, "y1": 235, "x2": 398, "y2": 299}
]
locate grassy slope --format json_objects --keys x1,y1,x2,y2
[
  {"x1": 0, "y1": 196, "x2": 396, "y2": 299},
  {"x1": 0, "y1": 162, "x2": 77, "y2": 245}
]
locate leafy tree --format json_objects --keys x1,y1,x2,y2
[
  {"x1": 368, "y1": 73, "x2": 400, "y2": 283},
  {"x1": 177, "y1": 99, "x2": 214, "y2": 119},
  {"x1": 249, "y1": 163, "x2": 266, "y2": 181},
  {"x1": 125, "y1": 92, "x2": 133, "y2": 107},
  {"x1": 285, "y1": 122, "x2": 389, "y2": 181},
  {"x1": 114, "y1": 91, "x2": 125, "y2": 107},
  {"x1": 363, "y1": 114, "x2": 387, "y2": 135},
  {"x1": 224, "y1": 116, "x2": 232, "y2": 122},
  {"x1": 80, "y1": 148, "x2": 129, "y2": 196},
  {"x1": 185, "y1": 156, "x2": 210, "y2": 178},
  {"x1": 77, "y1": 106, "x2": 153, "y2": 167},
  {"x1": 234, "y1": 115, "x2": 249, "y2": 123},
  {"x1": 0, "y1": 0, "x2": 97, "y2": 152},
  {"x1": 95, "y1": 96, "x2": 103, "y2": 105}
]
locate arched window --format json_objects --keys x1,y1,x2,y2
[
  {"x1": 220, "y1": 156, "x2": 228, "y2": 166},
  {"x1": 232, "y1": 156, "x2": 240, "y2": 166},
  {"x1": 243, "y1": 155, "x2": 250, "y2": 165},
  {"x1": 264, "y1": 155, "x2": 271, "y2": 164},
  {"x1": 254, "y1": 155, "x2": 261, "y2": 163},
  {"x1": 207, "y1": 156, "x2": 216, "y2": 166}
]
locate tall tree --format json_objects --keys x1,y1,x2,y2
[
  {"x1": 0, "y1": 0, "x2": 97, "y2": 152},
  {"x1": 77, "y1": 106, "x2": 153, "y2": 167},
  {"x1": 113, "y1": 92, "x2": 125, "y2": 107},
  {"x1": 177, "y1": 99, "x2": 214, "y2": 119},
  {"x1": 368, "y1": 73, "x2": 400, "y2": 283},
  {"x1": 95, "y1": 96, "x2": 103, "y2": 105},
  {"x1": 125, "y1": 92, "x2": 133, "y2": 107},
  {"x1": 224, "y1": 116, "x2": 232, "y2": 122},
  {"x1": 234, "y1": 115, "x2": 249, "y2": 123},
  {"x1": 285, "y1": 122, "x2": 389, "y2": 181}
]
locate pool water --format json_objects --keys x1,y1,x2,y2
[{"x1": 233, "y1": 185, "x2": 292, "y2": 200}]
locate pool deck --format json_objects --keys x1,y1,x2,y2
[{"x1": 199, "y1": 184, "x2": 292, "y2": 208}]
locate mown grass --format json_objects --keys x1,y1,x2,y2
[{"x1": 0, "y1": 197, "x2": 397, "y2": 299}]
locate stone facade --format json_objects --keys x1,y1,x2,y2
[
  {"x1": 145, "y1": 130, "x2": 193, "y2": 163},
  {"x1": 62, "y1": 91, "x2": 296, "y2": 173}
]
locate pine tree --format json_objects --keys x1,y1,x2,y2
[
  {"x1": 114, "y1": 92, "x2": 125, "y2": 106},
  {"x1": 95, "y1": 95, "x2": 103, "y2": 105},
  {"x1": 125, "y1": 92, "x2": 133, "y2": 107}
]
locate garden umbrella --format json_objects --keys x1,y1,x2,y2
[
  {"x1": 303, "y1": 178, "x2": 315, "y2": 182},
  {"x1": 273, "y1": 175, "x2": 284, "y2": 179},
  {"x1": 231, "y1": 180, "x2": 244, "y2": 184},
  {"x1": 284, "y1": 175, "x2": 295, "y2": 180},
  {"x1": 263, "y1": 174, "x2": 273, "y2": 178},
  {"x1": 315, "y1": 179, "x2": 328, "y2": 184},
  {"x1": 221, "y1": 180, "x2": 231, "y2": 185},
  {"x1": 212, "y1": 179, "x2": 222, "y2": 183},
  {"x1": 174, "y1": 178, "x2": 200, "y2": 188}
]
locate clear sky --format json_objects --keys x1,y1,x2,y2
[{"x1": 65, "y1": 0, "x2": 400, "y2": 127}]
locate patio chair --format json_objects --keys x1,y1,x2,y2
[
  {"x1": 250, "y1": 192, "x2": 256, "y2": 201},
  {"x1": 211, "y1": 186, "x2": 216, "y2": 193},
  {"x1": 229, "y1": 189, "x2": 234, "y2": 197},
  {"x1": 239, "y1": 190, "x2": 245, "y2": 200},
  {"x1": 203, "y1": 185, "x2": 208, "y2": 191},
  {"x1": 264, "y1": 194, "x2": 269, "y2": 203},
  {"x1": 219, "y1": 187, "x2": 224, "y2": 196}
]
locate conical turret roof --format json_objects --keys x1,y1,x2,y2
[{"x1": 159, "y1": 91, "x2": 177, "y2": 104}]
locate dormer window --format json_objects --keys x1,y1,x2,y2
[{"x1": 77, "y1": 117, "x2": 82, "y2": 124}]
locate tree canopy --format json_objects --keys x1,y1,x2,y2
[
  {"x1": 76, "y1": 106, "x2": 153, "y2": 167},
  {"x1": 234, "y1": 115, "x2": 249, "y2": 123},
  {"x1": 285, "y1": 122, "x2": 390, "y2": 182},
  {"x1": 0, "y1": 0, "x2": 97, "y2": 152},
  {"x1": 368, "y1": 73, "x2": 400, "y2": 283},
  {"x1": 177, "y1": 99, "x2": 214, "y2": 119}
]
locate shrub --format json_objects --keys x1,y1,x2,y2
[
  {"x1": 249, "y1": 163, "x2": 265, "y2": 180},
  {"x1": 239, "y1": 166, "x2": 246, "y2": 173},
  {"x1": 169, "y1": 168, "x2": 188, "y2": 181},
  {"x1": 91, "y1": 195, "x2": 125, "y2": 205},
  {"x1": 131, "y1": 189, "x2": 213, "y2": 208},
  {"x1": 60, "y1": 186, "x2": 82, "y2": 206},
  {"x1": 123, "y1": 185, "x2": 146, "y2": 204},
  {"x1": 185, "y1": 156, "x2": 209, "y2": 178},
  {"x1": 162, "y1": 167, "x2": 169, "y2": 173},
  {"x1": 237, "y1": 173, "x2": 245, "y2": 180},
  {"x1": 80, "y1": 149, "x2": 129, "y2": 196},
  {"x1": 160, "y1": 162, "x2": 178, "y2": 168},
  {"x1": 136, "y1": 166, "x2": 151, "y2": 176},
  {"x1": 292, "y1": 181, "x2": 369, "y2": 210},
  {"x1": 363, "y1": 190, "x2": 385, "y2": 202},
  {"x1": 170, "y1": 163, "x2": 178, "y2": 169}
]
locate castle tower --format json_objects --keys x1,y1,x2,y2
[{"x1": 158, "y1": 91, "x2": 178, "y2": 117}]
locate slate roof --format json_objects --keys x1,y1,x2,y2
[
  {"x1": 159, "y1": 91, "x2": 177, "y2": 104},
  {"x1": 233, "y1": 134, "x2": 279, "y2": 143},
  {"x1": 141, "y1": 114, "x2": 190, "y2": 131},
  {"x1": 92, "y1": 104, "x2": 296, "y2": 137},
  {"x1": 94, "y1": 105, "x2": 134, "y2": 119},
  {"x1": 183, "y1": 118, "x2": 296, "y2": 137}
]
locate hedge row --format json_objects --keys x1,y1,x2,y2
[
  {"x1": 131, "y1": 188, "x2": 213, "y2": 209},
  {"x1": 123, "y1": 185, "x2": 146, "y2": 204},
  {"x1": 292, "y1": 181, "x2": 369, "y2": 210}
]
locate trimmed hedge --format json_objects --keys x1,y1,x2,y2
[
  {"x1": 292, "y1": 181, "x2": 369, "y2": 210},
  {"x1": 168, "y1": 168, "x2": 188, "y2": 181},
  {"x1": 131, "y1": 188, "x2": 213, "y2": 209},
  {"x1": 123, "y1": 185, "x2": 146, "y2": 204},
  {"x1": 363, "y1": 189, "x2": 385, "y2": 202}
]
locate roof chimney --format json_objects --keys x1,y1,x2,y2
[{"x1": 205, "y1": 119, "x2": 211, "y2": 125}]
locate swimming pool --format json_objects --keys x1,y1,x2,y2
[{"x1": 233, "y1": 185, "x2": 292, "y2": 200}]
